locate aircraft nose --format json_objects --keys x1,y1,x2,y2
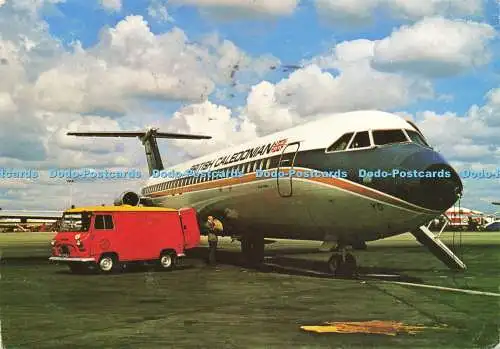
[{"x1": 397, "y1": 149, "x2": 462, "y2": 211}]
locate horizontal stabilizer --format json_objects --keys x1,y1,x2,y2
[
  {"x1": 67, "y1": 130, "x2": 211, "y2": 140},
  {"x1": 67, "y1": 128, "x2": 211, "y2": 176},
  {"x1": 411, "y1": 225, "x2": 466, "y2": 271}
]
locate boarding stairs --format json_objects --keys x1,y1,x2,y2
[{"x1": 412, "y1": 215, "x2": 466, "y2": 270}]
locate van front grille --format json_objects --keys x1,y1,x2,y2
[{"x1": 59, "y1": 245, "x2": 70, "y2": 256}]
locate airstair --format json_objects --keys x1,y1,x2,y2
[{"x1": 412, "y1": 217, "x2": 466, "y2": 270}]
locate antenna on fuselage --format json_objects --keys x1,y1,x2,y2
[{"x1": 67, "y1": 128, "x2": 212, "y2": 176}]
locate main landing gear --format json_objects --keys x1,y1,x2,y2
[
  {"x1": 327, "y1": 247, "x2": 357, "y2": 277},
  {"x1": 240, "y1": 234, "x2": 265, "y2": 266}
]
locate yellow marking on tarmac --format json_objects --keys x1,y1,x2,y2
[{"x1": 300, "y1": 320, "x2": 441, "y2": 336}]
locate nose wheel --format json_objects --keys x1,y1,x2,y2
[
  {"x1": 241, "y1": 234, "x2": 265, "y2": 266},
  {"x1": 327, "y1": 252, "x2": 357, "y2": 277}
]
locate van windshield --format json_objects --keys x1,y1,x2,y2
[{"x1": 60, "y1": 213, "x2": 91, "y2": 232}]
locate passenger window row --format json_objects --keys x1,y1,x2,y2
[
  {"x1": 143, "y1": 156, "x2": 277, "y2": 194},
  {"x1": 326, "y1": 129, "x2": 428, "y2": 153}
]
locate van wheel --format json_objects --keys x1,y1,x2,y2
[
  {"x1": 98, "y1": 254, "x2": 117, "y2": 273},
  {"x1": 159, "y1": 252, "x2": 177, "y2": 270}
]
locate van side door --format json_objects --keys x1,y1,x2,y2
[
  {"x1": 93, "y1": 213, "x2": 116, "y2": 258},
  {"x1": 178, "y1": 208, "x2": 201, "y2": 249}
]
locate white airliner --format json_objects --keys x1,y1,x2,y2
[{"x1": 68, "y1": 110, "x2": 466, "y2": 275}]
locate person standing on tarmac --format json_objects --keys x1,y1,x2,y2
[{"x1": 206, "y1": 216, "x2": 223, "y2": 265}]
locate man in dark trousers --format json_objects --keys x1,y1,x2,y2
[{"x1": 206, "y1": 216, "x2": 223, "y2": 265}]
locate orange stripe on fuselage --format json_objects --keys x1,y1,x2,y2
[{"x1": 146, "y1": 168, "x2": 438, "y2": 214}]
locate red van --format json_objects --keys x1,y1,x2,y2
[{"x1": 49, "y1": 205, "x2": 200, "y2": 273}]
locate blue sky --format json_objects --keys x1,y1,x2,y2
[
  {"x1": 45, "y1": 0, "x2": 500, "y2": 116},
  {"x1": 0, "y1": 0, "x2": 499, "y2": 214},
  {"x1": 40, "y1": 0, "x2": 500, "y2": 117}
]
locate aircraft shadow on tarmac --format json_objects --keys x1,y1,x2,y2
[
  {"x1": 2, "y1": 248, "x2": 423, "y2": 283},
  {"x1": 186, "y1": 248, "x2": 424, "y2": 283}
]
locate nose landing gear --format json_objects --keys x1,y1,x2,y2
[
  {"x1": 241, "y1": 234, "x2": 265, "y2": 266},
  {"x1": 327, "y1": 248, "x2": 357, "y2": 277}
]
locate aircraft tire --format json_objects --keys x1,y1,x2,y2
[
  {"x1": 328, "y1": 253, "x2": 357, "y2": 277},
  {"x1": 241, "y1": 235, "x2": 264, "y2": 266},
  {"x1": 241, "y1": 238, "x2": 251, "y2": 255},
  {"x1": 252, "y1": 236, "x2": 265, "y2": 264},
  {"x1": 327, "y1": 253, "x2": 342, "y2": 275},
  {"x1": 343, "y1": 253, "x2": 357, "y2": 276},
  {"x1": 352, "y1": 241, "x2": 367, "y2": 250}
]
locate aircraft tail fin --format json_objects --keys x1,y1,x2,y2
[
  {"x1": 67, "y1": 128, "x2": 212, "y2": 176},
  {"x1": 411, "y1": 225, "x2": 466, "y2": 270}
]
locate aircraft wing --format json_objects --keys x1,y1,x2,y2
[{"x1": 67, "y1": 131, "x2": 212, "y2": 140}]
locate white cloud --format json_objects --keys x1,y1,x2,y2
[
  {"x1": 0, "y1": 5, "x2": 276, "y2": 208},
  {"x1": 308, "y1": 18, "x2": 496, "y2": 79},
  {"x1": 51, "y1": 116, "x2": 132, "y2": 158},
  {"x1": 0, "y1": 0, "x2": 6, "y2": 7},
  {"x1": 315, "y1": 0, "x2": 483, "y2": 24},
  {"x1": 414, "y1": 87, "x2": 500, "y2": 164},
  {"x1": 31, "y1": 16, "x2": 277, "y2": 115},
  {"x1": 0, "y1": 1, "x2": 276, "y2": 176},
  {"x1": 372, "y1": 17, "x2": 496, "y2": 77},
  {"x1": 242, "y1": 81, "x2": 297, "y2": 134},
  {"x1": 162, "y1": 100, "x2": 257, "y2": 158},
  {"x1": 170, "y1": 0, "x2": 299, "y2": 17},
  {"x1": 148, "y1": 0, "x2": 174, "y2": 22},
  {"x1": 241, "y1": 39, "x2": 433, "y2": 135},
  {"x1": 33, "y1": 17, "x2": 213, "y2": 114},
  {"x1": 156, "y1": 49, "x2": 429, "y2": 159},
  {"x1": 4, "y1": 0, "x2": 65, "y2": 18},
  {"x1": 236, "y1": 16, "x2": 495, "y2": 140},
  {"x1": 315, "y1": 0, "x2": 379, "y2": 24},
  {"x1": 100, "y1": 0, "x2": 122, "y2": 11},
  {"x1": 384, "y1": 0, "x2": 483, "y2": 20},
  {"x1": 0, "y1": 39, "x2": 27, "y2": 91}
]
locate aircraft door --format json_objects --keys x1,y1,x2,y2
[{"x1": 277, "y1": 142, "x2": 300, "y2": 197}]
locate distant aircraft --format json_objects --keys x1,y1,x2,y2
[{"x1": 67, "y1": 110, "x2": 466, "y2": 275}]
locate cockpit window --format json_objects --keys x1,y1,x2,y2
[
  {"x1": 326, "y1": 132, "x2": 354, "y2": 152},
  {"x1": 372, "y1": 129, "x2": 408, "y2": 146},
  {"x1": 348, "y1": 131, "x2": 370, "y2": 149},
  {"x1": 406, "y1": 129, "x2": 429, "y2": 146}
]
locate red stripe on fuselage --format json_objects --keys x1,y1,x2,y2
[{"x1": 146, "y1": 168, "x2": 438, "y2": 214}]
